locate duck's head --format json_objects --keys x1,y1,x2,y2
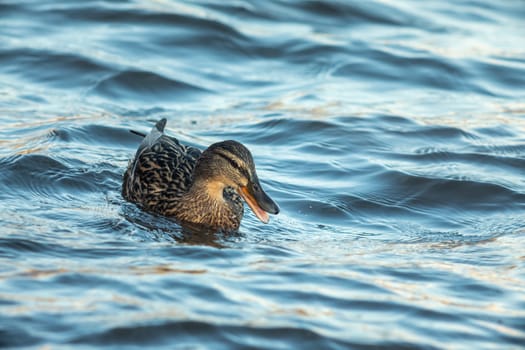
[{"x1": 193, "y1": 140, "x2": 280, "y2": 223}]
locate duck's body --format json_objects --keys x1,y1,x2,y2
[{"x1": 122, "y1": 119, "x2": 279, "y2": 231}]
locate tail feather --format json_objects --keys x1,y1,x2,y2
[
  {"x1": 129, "y1": 118, "x2": 167, "y2": 138},
  {"x1": 155, "y1": 118, "x2": 167, "y2": 132}
]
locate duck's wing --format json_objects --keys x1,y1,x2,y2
[{"x1": 122, "y1": 119, "x2": 202, "y2": 208}]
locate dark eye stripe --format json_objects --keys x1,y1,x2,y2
[{"x1": 215, "y1": 150, "x2": 251, "y2": 180}]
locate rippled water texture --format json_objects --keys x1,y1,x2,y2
[{"x1": 1, "y1": 0, "x2": 525, "y2": 349}]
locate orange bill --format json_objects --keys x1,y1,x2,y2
[{"x1": 239, "y1": 186, "x2": 270, "y2": 223}]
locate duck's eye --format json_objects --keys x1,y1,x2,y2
[{"x1": 253, "y1": 183, "x2": 260, "y2": 192}]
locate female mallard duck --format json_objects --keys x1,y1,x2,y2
[{"x1": 122, "y1": 118, "x2": 279, "y2": 231}]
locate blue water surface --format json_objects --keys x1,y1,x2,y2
[{"x1": 1, "y1": 0, "x2": 524, "y2": 349}]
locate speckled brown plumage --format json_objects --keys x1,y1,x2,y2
[{"x1": 122, "y1": 119, "x2": 279, "y2": 231}]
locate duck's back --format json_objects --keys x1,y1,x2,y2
[{"x1": 122, "y1": 119, "x2": 201, "y2": 213}]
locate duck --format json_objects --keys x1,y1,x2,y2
[{"x1": 122, "y1": 118, "x2": 280, "y2": 231}]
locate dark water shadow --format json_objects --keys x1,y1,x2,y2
[{"x1": 120, "y1": 203, "x2": 243, "y2": 248}]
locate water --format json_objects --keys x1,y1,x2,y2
[{"x1": 1, "y1": 0, "x2": 524, "y2": 348}]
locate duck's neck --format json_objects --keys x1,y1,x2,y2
[{"x1": 168, "y1": 179, "x2": 241, "y2": 231}]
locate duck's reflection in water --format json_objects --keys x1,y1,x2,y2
[
  {"x1": 176, "y1": 222, "x2": 243, "y2": 248},
  {"x1": 121, "y1": 205, "x2": 241, "y2": 248}
]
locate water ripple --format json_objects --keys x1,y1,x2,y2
[{"x1": 92, "y1": 69, "x2": 210, "y2": 102}]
